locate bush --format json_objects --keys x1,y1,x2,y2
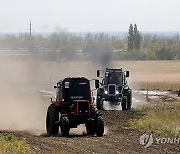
[
  {"x1": 118, "y1": 49, "x2": 147, "y2": 60},
  {"x1": 156, "y1": 46, "x2": 174, "y2": 60}
]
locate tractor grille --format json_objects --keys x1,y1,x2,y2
[
  {"x1": 78, "y1": 101, "x2": 89, "y2": 115},
  {"x1": 108, "y1": 84, "x2": 116, "y2": 95}
]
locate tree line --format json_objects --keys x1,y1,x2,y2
[
  {"x1": 0, "y1": 25, "x2": 179, "y2": 61},
  {"x1": 126, "y1": 24, "x2": 180, "y2": 60}
]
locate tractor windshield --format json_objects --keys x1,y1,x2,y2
[
  {"x1": 64, "y1": 80, "x2": 90, "y2": 101},
  {"x1": 106, "y1": 72, "x2": 123, "y2": 85}
]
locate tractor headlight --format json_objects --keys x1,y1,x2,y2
[
  {"x1": 104, "y1": 90, "x2": 108, "y2": 94},
  {"x1": 116, "y1": 91, "x2": 119, "y2": 94}
]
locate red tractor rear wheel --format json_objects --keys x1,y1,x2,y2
[{"x1": 86, "y1": 121, "x2": 95, "y2": 135}]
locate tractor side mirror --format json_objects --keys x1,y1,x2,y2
[
  {"x1": 95, "y1": 80, "x2": 99, "y2": 89},
  {"x1": 54, "y1": 85, "x2": 57, "y2": 88},
  {"x1": 126, "y1": 71, "x2": 129, "y2": 77},
  {"x1": 97, "y1": 70, "x2": 100, "y2": 77}
]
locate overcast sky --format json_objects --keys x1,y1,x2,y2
[{"x1": 0, "y1": 0, "x2": 180, "y2": 33}]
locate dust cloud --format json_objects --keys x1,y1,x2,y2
[
  {"x1": 0, "y1": 50, "x2": 113, "y2": 135},
  {"x1": 70, "y1": 125, "x2": 108, "y2": 136},
  {"x1": 0, "y1": 55, "x2": 100, "y2": 135},
  {"x1": 0, "y1": 56, "x2": 49, "y2": 135}
]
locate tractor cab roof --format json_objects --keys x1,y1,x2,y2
[
  {"x1": 63, "y1": 77, "x2": 89, "y2": 81},
  {"x1": 57, "y1": 77, "x2": 89, "y2": 84},
  {"x1": 106, "y1": 68, "x2": 123, "y2": 71},
  {"x1": 105, "y1": 68, "x2": 124, "y2": 73}
]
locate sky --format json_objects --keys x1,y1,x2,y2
[{"x1": 0, "y1": 0, "x2": 180, "y2": 33}]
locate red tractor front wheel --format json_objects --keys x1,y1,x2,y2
[
  {"x1": 46, "y1": 105, "x2": 59, "y2": 136},
  {"x1": 60, "y1": 116, "x2": 70, "y2": 137}
]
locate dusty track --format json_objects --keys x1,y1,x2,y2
[
  {"x1": 0, "y1": 59, "x2": 179, "y2": 153},
  {"x1": 9, "y1": 110, "x2": 179, "y2": 154}
]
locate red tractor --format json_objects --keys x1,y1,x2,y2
[{"x1": 46, "y1": 77, "x2": 104, "y2": 137}]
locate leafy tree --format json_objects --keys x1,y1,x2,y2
[
  {"x1": 128, "y1": 24, "x2": 134, "y2": 50},
  {"x1": 127, "y1": 24, "x2": 141, "y2": 50},
  {"x1": 134, "y1": 24, "x2": 141, "y2": 50}
]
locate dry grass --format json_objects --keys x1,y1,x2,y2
[
  {"x1": 114, "y1": 60, "x2": 180, "y2": 82},
  {"x1": 129, "y1": 101, "x2": 180, "y2": 137},
  {"x1": 131, "y1": 81, "x2": 180, "y2": 91},
  {"x1": 114, "y1": 60, "x2": 180, "y2": 91}
]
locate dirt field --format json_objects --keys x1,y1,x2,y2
[
  {"x1": 6, "y1": 109, "x2": 179, "y2": 154},
  {"x1": 0, "y1": 57, "x2": 180, "y2": 153}
]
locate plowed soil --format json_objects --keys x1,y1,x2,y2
[{"x1": 4, "y1": 110, "x2": 178, "y2": 154}]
